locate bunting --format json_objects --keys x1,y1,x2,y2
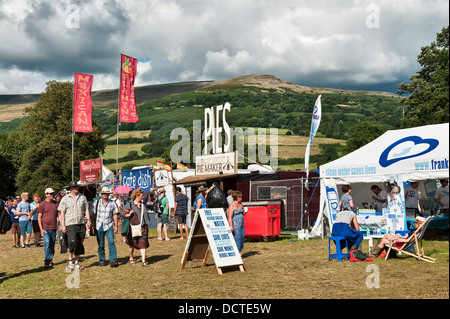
[
  {"x1": 177, "y1": 162, "x2": 189, "y2": 170},
  {"x1": 156, "y1": 160, "x2": 172, "y2": 171}
]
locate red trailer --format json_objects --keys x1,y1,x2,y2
[{"x1": 242, "y1": 201, "x2": 281, "y2": 241}]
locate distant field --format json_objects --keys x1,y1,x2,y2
[
  {"x1": 102, "y1": 143, "x2": 147, "y2": 159},
  {"x1": 102, "y1": 130, "x2": 346, "y2": 171},
  {"x1": 104, "y1": 130, "x2": 151, "y2": 141}
]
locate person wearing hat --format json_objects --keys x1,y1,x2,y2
[
  {"x1": 93, "y1": 187, "x2": 119, "y2": 267},
  {"x1": 58, "y1": 181, "x2": 91, "y2": 271},
  {"x1": 193, "y1": 184, "x2": 215, "y2": 210},
  {"x1": 370, "y1": 216, "x2": 427, "y2": 258},
  {"x1": 37, "y1": 188, "x2": 59, "y2": 268}
]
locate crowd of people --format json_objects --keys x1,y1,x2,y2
[{"x1": 1, "y1": 180, "x2": 248, "y2": 269}]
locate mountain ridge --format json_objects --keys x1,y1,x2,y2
[{"x1": 0, "y1": 74, "x2": 398, "y2": 124}]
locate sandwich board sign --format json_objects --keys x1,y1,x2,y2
[{"x1": 181, "y1": 208, "x2": 244, "y2": 275}]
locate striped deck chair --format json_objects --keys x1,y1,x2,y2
[{"x1": 385, "y1": 216, "x2": 436, "y2": 263}]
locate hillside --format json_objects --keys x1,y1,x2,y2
[
  {"x1": 1, "y1": 74, "x2": 403, "y2": 171},
  {"x1": 0, "y1": 74, "x2": 398, "y2": 125},
  {"x1": 0, "y1": 80, "x2": 213, "y2": 125},
  {"x1": 202, "y1": 74, "x2": 397, "y2": 97}
]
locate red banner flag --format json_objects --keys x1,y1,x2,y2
[
  {"x1": 73, "y1": 73, "x2": 94, "y2": 132},
  {"x1": 119, "y1": 54, "x2": 138, "y2": 123}
]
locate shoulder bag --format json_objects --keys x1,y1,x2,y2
[{"x1": 130, "y1": 203, "x2": 144, "y2": 238}]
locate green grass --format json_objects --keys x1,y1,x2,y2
[{"x1": 1, "y1": 228, "x2": 448, "y2": 299}]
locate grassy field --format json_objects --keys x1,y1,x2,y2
[
  {"x1": 101, "y1": 129, "x2": 345, "y2": 171},
  {"x1": 1, "y1": 227, "x2": 448, "y2": 300}
]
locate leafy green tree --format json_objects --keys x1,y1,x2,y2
[
  {"x1": 398, "y1": 26, "x2": 449, "y2": 128},
  {"x1": 343, "y1": 122, "x2": 385, "y2": 155},
  {"x1": 14, "y1": 81, "x2": 105, "y2": 195},
  {"x1": 315, "y1": 143, "x2": 342, "y2": 166}
]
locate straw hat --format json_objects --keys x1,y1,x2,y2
[{"x1": 100, "y1": 186, "x2": 112, "y2": 194}]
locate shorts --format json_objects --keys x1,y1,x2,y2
[
  {"x1": 19, "y1": 220, "x2": 32, "y2": 236},
  {"x1": 177, "y1": 215, "x2": 187, "y2": 224},
  {"x1": 32, "y1": 220, "x2": 41, "y2": 233},
  {"x1": 66, "y1": 224, "x2": 86, "y2": 255},
  {"x1": 11, "y1": 222, "x2": 20, "y2": 235},
  {"x1": 157, "y1": 213, "x2": 169, "y2": 225}
]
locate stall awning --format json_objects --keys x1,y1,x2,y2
[{"x1": 174, "y1": 173, "x2": 239, "y2": 187}]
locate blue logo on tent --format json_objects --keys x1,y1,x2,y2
[{"x1": 379, "y1": 136, "x2": 439, "y2": 167}]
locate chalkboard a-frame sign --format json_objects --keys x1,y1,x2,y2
[{"x1": 180, "y1": 208, "x2": 244, "y2": 275}]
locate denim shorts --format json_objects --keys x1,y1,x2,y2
[
  {"x1": 19, "y1": 220, "x2": 32, "y2": 236},
  {"x1": 157, "y1": 213, "x2": 169, "y2": 225}
]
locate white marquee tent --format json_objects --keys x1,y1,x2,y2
[{"x1": 310, "y1": 123, "x2": 449, "y2": 238}]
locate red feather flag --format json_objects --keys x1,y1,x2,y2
[
  {"x1": 119, "y1": 54, "x2": 138, "y2": 123},
  {"x1": 73, "y1": 73, "x2": 93, "y2": 132}
]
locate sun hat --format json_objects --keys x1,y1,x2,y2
[
  {"x1": 66, "y1": 181, "x2": 79, "y2": 190},
  {"x1": 414, "y1": 216, "x2": 426, "y2": 223},
  {"x1": 100, "y1": 186, "x2": 112, "y2": 194}
]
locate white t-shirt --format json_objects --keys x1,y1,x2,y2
[
  {"x1": 435, "y1": 185, "x2": 449, "y2": 209},
  {"x1": 373, "y1": 190, "x2": 387, "y2": 212},
  {"x1": 405, "y1": 187, "x2": 422, "y2": 209}
]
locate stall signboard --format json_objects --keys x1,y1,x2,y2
[
  {"x1": 80, "y1": 158, "x2": 102, "y2": 183},
  {"x1": 181, "y1": 208, "x2": 244, "y2": 274},
  {"x1": 195, "y1": 152, "x2": 237, "y2": 176},
  {"x1": 121, "y1": 167, "x2": 153, "y2": 191}
]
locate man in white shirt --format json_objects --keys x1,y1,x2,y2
[
  {"x1": 370, "y1": 185, "x2": 387, "y2": 212},
  {"x1": 435, "y1": 179, "x2": 449, "y2": 217},
  {"x1": 404, "y1": 182, "x2": 424, "y2": 217}
]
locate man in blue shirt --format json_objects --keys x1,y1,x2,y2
[
  {"x1": 8, "y1": 198, "x2": 20, "y2": 248},
  {"x1": 16, "y1": 192, "x2": 32, "y2": 249}
]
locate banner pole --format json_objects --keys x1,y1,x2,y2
[
  {"x1": 72, "y1": 73, "x2": 75, "y2": 182},
  {"x1": 117, "y1": 55, "x2": 121, "y2": 175}
]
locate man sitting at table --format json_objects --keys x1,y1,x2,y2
[{"x1": 370, "y1": 216, "x2": 426, "y2": 258}]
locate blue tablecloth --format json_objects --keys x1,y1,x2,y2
[{"x1": 406, "y1": 217, "x2": 449, "y2": 231}]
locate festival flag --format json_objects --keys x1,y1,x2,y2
[
  {"x1": 177, "y1": 162, "x2": 189, "y2": 170},
  {"x1": 119, "y1": 54, "x2": 138, "y2": 123},
  {"x1": 156, "y1": 160, "x2": 172, "y2": 171},
  {"x1": 73, "y1": 73, "x2": 94, "y2": 132},
  {"x1": 304, "y1": 95, "x2": 322, "y2": 187}
]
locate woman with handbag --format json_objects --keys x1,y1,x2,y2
[{"x1": 121, "y1": 189, "x2": 150, "y2": 267}]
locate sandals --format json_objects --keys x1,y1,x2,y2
[{"x1": 129, "y1": 259, "x2": 149, "y2": 267}]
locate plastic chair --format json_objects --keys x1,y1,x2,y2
[{"x1": 329, "y1": 236, "x2": 350, "y2": 262}]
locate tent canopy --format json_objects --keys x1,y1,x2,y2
[
  {"x1": 320, "y1": 123, "x2": 449, "y2": 184},
  {"x1": 310, "y1": 123, "x2": 449, "y2": 238}
]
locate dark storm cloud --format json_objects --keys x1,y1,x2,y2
[{"x1": 0, "y1": 0, "x2": 448, "y2": 94}]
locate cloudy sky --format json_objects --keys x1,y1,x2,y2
[{"x1": 0, "y1": 0, "x2": 448, "y2": 94}]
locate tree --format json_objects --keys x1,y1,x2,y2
[
  {"x1": 398, "y1": 26, "x2": 449, "y2": 128},
  {"x1": 343, "y1": 122, "x2": 385, "y2": 155},
  {"x1": 14, "y1": 81, "x2": 105, "y2": 195}
]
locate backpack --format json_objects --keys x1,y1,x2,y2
[
  {"x1": 206, "y1": 182, "x2": 229, "y2": 209},
  {"x1": 153, "y1": 195, "x2": 165, "y2": 214}
]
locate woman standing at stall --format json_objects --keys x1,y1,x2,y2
[
  {"x1": 122, "y1": 189, "x2": 150, "y2": 267},
  {"x1": 228, "y1": 191, "x2": 245, "y2": 257}
]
